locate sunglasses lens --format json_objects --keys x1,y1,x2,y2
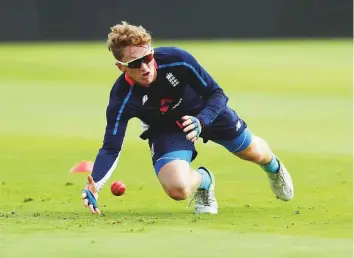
[
  {"x1": 127, "y1": 53, "x2": 153, "y2": 68},
  {"x1": 143, "y1": 53, "x2": 154, "y2": 64},
  {"x1": 128, "y1": 59, "x2": 143, "y2": 69}
]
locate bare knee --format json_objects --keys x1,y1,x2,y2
[
  {"x1": 165, "y1": 186, "x2": 191, "y2": 200},
  {"x1": 158, "y1": 160, "x2": 193, "y2": 201}
]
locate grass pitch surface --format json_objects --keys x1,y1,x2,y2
[{"x1": 0, "y1": 40, "x2": 352, "y2": 257}]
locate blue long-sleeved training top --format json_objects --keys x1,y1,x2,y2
[{"x1": 92, "y1": 46, "x2": 235, "y2": 191}]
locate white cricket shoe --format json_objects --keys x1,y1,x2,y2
[
  {"x1": 192, "y1": 167, "x2": 218, "y2": 214},
  {"x1": 267, "y1": 159, "x2": 294, "y2": 201}
]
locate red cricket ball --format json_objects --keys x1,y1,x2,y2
[{"x1": 110, "y1": 181, "x2": 126, "y2": 196}]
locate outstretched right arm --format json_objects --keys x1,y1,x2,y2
[
  {"x1": 82, "y1": 117, "x2": 128, "y2": 214},
  {"x1": 91, "y1": 116, "x2": 128, "y2": 192},
  {"x1": 82, "y1": 84, "x2": 134, "y2": 214}
]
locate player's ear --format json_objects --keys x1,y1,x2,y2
[{"x1": 115, "y1": 63, "x2": 126, "y2": 73}]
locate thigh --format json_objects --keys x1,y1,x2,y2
[
  {"x1": 213, "y1": 128, "x2": 253, "y2": 153},
  {"x1": 202, "y1": 108, "x2": 253, "y2": 153},
  {"x1": 157, "y1": 159, "x2": 191, "y2": 190},
  {"x1": 201, "y1": 107, "x2": 248, "y2": 143},
  {"x1": 148, "y1": 131, "x2": 197, "y2": 174}
]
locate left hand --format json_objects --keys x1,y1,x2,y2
[{"x1": 181, "y1": 115, "x2": 202, "y2": 142}]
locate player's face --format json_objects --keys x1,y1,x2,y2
[{"x1": 117, "y1": 45, "x2": 157, "y2": 87}]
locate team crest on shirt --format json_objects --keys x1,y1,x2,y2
[{"x1": 166, "y1": 72, "x2": 179, "y2": 87}]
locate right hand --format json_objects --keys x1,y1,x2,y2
[
  {"x1": 181, "y1": 115, "x2": 202, "y2": 143},
  {"x1": 81, "y1": 175, "x2": 101, "y2": 215}
]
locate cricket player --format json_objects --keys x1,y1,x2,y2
[{"x1": 81, "y1": 21, "x2": 294, "y2": 215}]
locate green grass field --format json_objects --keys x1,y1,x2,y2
[{"x1": 0, "y1": 40, "x2": 352, "y2": 258}]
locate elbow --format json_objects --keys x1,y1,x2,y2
[
  {"x1": 100, "y1": 144, "x2": 121, "y2": 154},
  {"x1": 210, "y1": 88, "x2": 228, "y2": 106}
]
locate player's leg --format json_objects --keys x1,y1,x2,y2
[
  {"x1": 154, "y1": 151, "x2": 201, "y2": 200},
  {"x1": 149, "y1": 132, "x2": 218, "y2": 214},
  {"x1": 231, "y1": 129, "x2": 294, "y2": 201},
  {"x1": 212, "y1": 121, "x2": 294, "y2": 201},
  {"x1": 155, "y1": 154, "x2": 218, "y2": 214}
]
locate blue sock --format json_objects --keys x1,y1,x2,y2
[
  {"x1": 261, "y1": 155, "x2": 280, "y2": 174},
  {"x1": 197, "y1": 167, "x2": 211, "y2": 190}
]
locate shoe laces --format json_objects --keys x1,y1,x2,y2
[
  {"x1": 187, "y1": 192, "x2": 196, "y2": 209},
  {"x1": 187, "y1": 189, "x2": 211, "y2": 209},
  {"x1": 198, "y1": 189, "x2": 211, "y2": 206},
  {"x1": 269, "y1": 171, "x2": 286, "y2": 188}
]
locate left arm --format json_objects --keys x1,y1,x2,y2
[{"x1": 179, "y1": 49, "x2": 229, "y2": 127}]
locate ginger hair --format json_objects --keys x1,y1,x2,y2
[{"x1": 107, "y1": 21, "x2": 152, "y2": 61}]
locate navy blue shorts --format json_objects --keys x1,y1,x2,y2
[{"x1": 148, "y1": 116, "x2": 252, "y2": 174}]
